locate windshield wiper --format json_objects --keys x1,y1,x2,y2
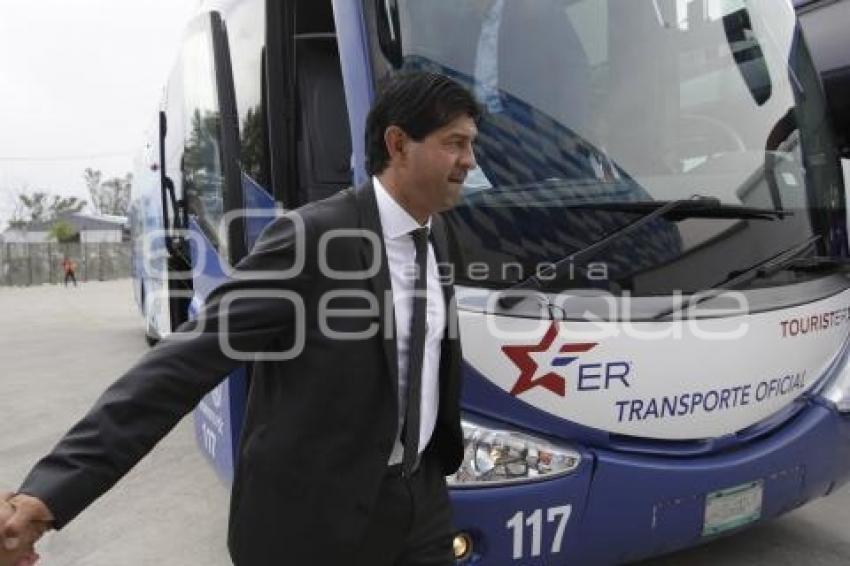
[
  {"x1": 497, "y1": 195, "x2": 787, "y2": 309},
  {"x1": 652, "y1": 234, "x2": 825, "y2": 320},
  {"x1": 562, "y1": 200, "x2": 792, "y2": 221},
  {"x1": 715, "y1": 235, "x2": 832, "y2": 287}
]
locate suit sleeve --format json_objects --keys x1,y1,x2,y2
[{"x1": 17, "y1": 213, "x2": 312, "y2": 529}]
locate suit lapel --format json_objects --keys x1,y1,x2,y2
[{"x1": 354, "y1": 182, "x2": 399, "y2": 393}]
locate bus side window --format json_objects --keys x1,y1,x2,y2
[
  {"x1": 225, "y1": 0, "x2": 271, "y2": 193},
  {"x1": 179, "y1": 16, "x2": 231, "y2": 257}
]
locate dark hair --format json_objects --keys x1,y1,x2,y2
[{"x1": 365, "y1": 71, "x2": 481, "y2": 176}]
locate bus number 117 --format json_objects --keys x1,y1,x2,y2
[{"x1": 506, "y1": 505, "x2": 572, "y2": 560}]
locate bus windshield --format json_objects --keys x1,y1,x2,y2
[{"x1": 370, "y1": 0, "x2": 846, "y2": 295}]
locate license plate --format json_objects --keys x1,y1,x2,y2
[{"x1": 702, "y1": 480, "x2": 763, "y2": 536}]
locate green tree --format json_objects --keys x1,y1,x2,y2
[
  {"x1": 86, "y1": 169, "x2": 131, "y2": 216},
  {"x1": 240, "y1": 105, "x2": 268, "y2": 188},
  {"x1": 50, "y1": 194, "x2": 87, "y2": 217},
  {"x1": 183, "y1": 108, "x2": 222, "y2": 200},
  {"x1": 16, "y1": 191, "x2": 86, "y2": 223},
  {"x1": 83, "y1": 167, "x2": 104, "y2": 210},
  {"x1": 99, "y1": 174, "x2": 132, "y2": 216},
  {"x1": 5, "y1": 186, "x2": 30, "y2": 228},
  {"x1": 17, "y1": 191, "x2": 50, "y2": 223},
  {"x1": 48, "y1": 220, "x2": 79, "y2": 243}
]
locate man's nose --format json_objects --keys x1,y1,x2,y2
[{"x1": 459, "y1": 144, "x2": 477, "y2": 170}]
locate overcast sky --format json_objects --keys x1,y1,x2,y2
[{"x1": 0, "y1": 0, "x2": 202, "y2": 230}]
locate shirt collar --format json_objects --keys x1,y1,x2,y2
[{"x1": 372, "y1": 175, "x2": 431, "y2": 240}]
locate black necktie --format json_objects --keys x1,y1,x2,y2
[{"x1": 403, "y1": 226, "x2": 429, "y2": 475}]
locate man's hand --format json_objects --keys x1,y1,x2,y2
[{"x1": 0, "y1": 492, "x2": 53, "y2": 566}]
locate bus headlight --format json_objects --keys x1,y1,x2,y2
[{"x1": 446, "y1": 417, "x2": 581, "y2": 487}]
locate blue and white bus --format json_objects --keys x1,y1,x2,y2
[{"x1": 129, "y1": 1, "x2": 850, "y2": 563}]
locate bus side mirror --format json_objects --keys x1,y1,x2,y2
[
  {"x1": 723, "y1": 7, "x2": 772, "y2": 106},
  {"x1": 376, "y1": 0, "x2": 403, "y2": 68}
]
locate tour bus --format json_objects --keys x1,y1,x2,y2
[{"x1": 129, "y1": 0, "x2": 850, "y2": 563}]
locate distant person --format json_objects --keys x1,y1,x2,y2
[{"x1": 60, "y1": 257, "x2": 77, "y2": 287}]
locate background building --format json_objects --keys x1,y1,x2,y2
[{"x1": 0, "y1": 212, "x2": 128, "y2": 244}]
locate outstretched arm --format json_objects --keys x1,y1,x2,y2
[{"x1": 5, "y1": 213, "x2": 310, "y2": 532}]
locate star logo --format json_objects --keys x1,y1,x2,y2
[{"x1": 502, "y1": 322, "x2": 597, "y2": 397}]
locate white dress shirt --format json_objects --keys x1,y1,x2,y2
[{"x1": 373, "y1": 176, "x2": 446, "y2": 465}]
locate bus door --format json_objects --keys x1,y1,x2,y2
[
  {"x1": 266, "y1": 0, "x2": 353, "y2": 210},
  {"x1": 179, "y1": 0, "x2": 353, "y2": 482}
]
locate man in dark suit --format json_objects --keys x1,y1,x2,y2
[{"x1": 0, "y1": 72, "x2": 480, "y2": 566}]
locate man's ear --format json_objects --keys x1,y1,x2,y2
[{"x1": 384, "y1": 125, "x2": 409, "y2": 164}]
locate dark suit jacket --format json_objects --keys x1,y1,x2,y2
[{"x1": 19, "y1": 182, "x2": 464, "y2": 565}]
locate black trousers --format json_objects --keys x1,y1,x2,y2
[
  {"x1": 353, "y1": 451, "x2": 454, "y2": 566},
  {"x1": 64, "y1": 272, "x2": 77, "y2": 286}
]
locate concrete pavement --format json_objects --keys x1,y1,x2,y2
[{"x1": 0, "y1": 280, "x2": 230, "y2": 566}]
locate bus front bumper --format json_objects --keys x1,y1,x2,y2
[{"x1": 450, "y1": 403, "x2": 850, "y2": 565}]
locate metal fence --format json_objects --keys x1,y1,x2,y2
[{"x1": 0, "y1": 242, "x2": 131, "y2": 286}]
